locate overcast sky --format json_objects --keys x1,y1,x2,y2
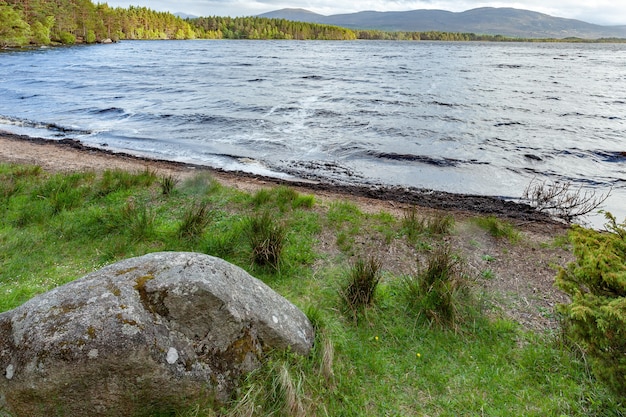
[{"x1": 102, "y1": 1, "x2": 626, "y2": 26}]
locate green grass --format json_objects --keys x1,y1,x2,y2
[
  {"x1": 474, "y1": 215, "x2": 521, "y2": 243},
  {"x1": 340, "y1": 256, "x2": 382, "y2": 321},
  {"x1": 402, "y1": 207, "x2": 455, "y2": 247},
  {"x1": 159, "y1": 173, "x2": 179, "y2": 195},
  {"x1": 402, "y1": 245, "x2": 473, "y2": 329},
  {"x1": 245, "y1": 211, "x2": 287, "y2": 270},
  {"x1": 0, "y1": 163, "x2": 622, "y2": 416}
]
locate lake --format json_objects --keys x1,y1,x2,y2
[{"x1": 1, "y1": 40, "x2": 625, "y2": 224}]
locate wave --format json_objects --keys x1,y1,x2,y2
[
  {"x1": 592, "y1": 150, "x2": 626, "y2": 163},
  {"x1": 89, "y1": 107, "x2": 126, "y2": 115},
  {"x1": 365, "y1": 151, "x2": 489, "y2": 167},
  {"x1": 494, "y1": 121, "x2": 525, "y2": 127},
  {"x1": 430, "y1": 101, "x2": 464, "y2": 108},
  {"x1": 0, "y1": 115, "x2": 92, "y2": 135},
  {"x1": 1, "y1": 40, "x2": 623, "y2": 224}
]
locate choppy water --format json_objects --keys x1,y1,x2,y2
[{"x1": 1, "y1": 40, "x2": 625, "y2": 224}]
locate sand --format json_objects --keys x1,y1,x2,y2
[
  {"x1": 0, "y1": 131, "x2": 573, "y2": 331},
  {"x1": 0, "y1": 132, "x2": 555, "y2": 223}
]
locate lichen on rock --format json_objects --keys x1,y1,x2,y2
[{"x1": 0, "y1": 252, "x2": 314, "y2": 417}]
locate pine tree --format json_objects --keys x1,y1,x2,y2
[{"x1": 556, "y1": 212, "x2": 626, "y2": 394}]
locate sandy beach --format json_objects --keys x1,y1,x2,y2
[
  {"x1": 0, "y1": 131, "x2": 574, "y2": 331},
  {"x1": 0, "y1": 132, "x2": 556, "y2": 224}
]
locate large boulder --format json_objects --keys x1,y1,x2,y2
[{"x1": 0, "y1": 252, "x2": 314, "y2": 417}]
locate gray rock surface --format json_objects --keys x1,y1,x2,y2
[{"x1": 0, "y1": 252, "x2": 314, "y2": 416}]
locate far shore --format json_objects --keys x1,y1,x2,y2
[{"x1": 0, "y1": 131, "x2": 559, "y2": 226}]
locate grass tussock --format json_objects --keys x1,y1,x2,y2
[
  {"x1": 178, "y1": 202, "x2": 212, "y2": 240},
  {"x1": 0, "y1": 163, "x2": 622, "y2": 416},
  {"x1": 402, "y1": 206, "x2": 455, "y2": 242},
  {"x1": 252, "y1": 185, "x2": 315, "y2": 211},
  {"x1": 121, "y1": 199, "x2": 156, "y2": 242},
  {"x1": 98, "y1": 167, "x2": 156, "y2": 196},
  {"x1": 474, "y1": 215, "x2": 520, "y2": 242},
  {"x1": 340, "y1": 256, "x2": 382, "y2": 320},
  {"x1": 245, "y1": 211, "x2": 286, "y2": 270},
  {"x1": 159, "y1": 173, "x2": 179, "y2": 195},
  {"x1": 181, "y1": 173, "x2": 222, "y2": 196},
  {"x1": 403, "y1": 245, "x2": 473, "y2": 329}
]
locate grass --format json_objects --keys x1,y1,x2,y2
[
  {"x1": 340, "y1": 256, "x2": 382, "y2": 321},
  {"x1": 474, "y1": 215, "x2": 521, "y2": 243},
  {"x1": 481, "y1": 268, "x2": 495, "y2": 279},
  {"x1": 159, "y1": 173, "x2": 179, "y2": 195},
  {"x1": 178, "y1": 202, "x2": 212, "y2": 240},
  {"x1": 0, "y1": 162, "x2": 623, "y2": 416},
  {"x1": 402, "y1": 245, "x2": 473, "y2": 329},
  {"x1": 402, "y1": 206, "x2": 455, "y2": 244},
  {"x1": 244, "y1": 211, "x2": 286, "y2": 270}
]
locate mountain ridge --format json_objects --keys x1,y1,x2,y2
[{"x1": 258, "y1": 7, "x2": 626, "y2": 39}]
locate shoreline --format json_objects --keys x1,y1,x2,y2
[{"x1": 0, "y1": 131, "x2": 557, "y2": 225}]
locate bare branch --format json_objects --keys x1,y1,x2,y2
[{"x1": 522, "y1": 178, "x2": 611, "y2": 222}]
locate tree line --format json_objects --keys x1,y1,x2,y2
[
  {"x1": 191, "y1": 16, "x2": 356, "y2": 40},
  {"x1": 0, "y1": 0, "x2": 356, "y2": 46},
  {"x1": 1, "y1": 0, "x2": 624, "y2": 48},
  {"x1": 0, "y1": 0, "x2": 196, "y2": 47}
]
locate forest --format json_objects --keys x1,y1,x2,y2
[
  {"x1": 0, "y1": 0, "x2": 196, "y2": 46},
  {"x1": 0, "y1": 0, "x2": 356, "y2": 46},
  {"x1": 1, "y1": 0, "x2": 624, "y2": 48}
]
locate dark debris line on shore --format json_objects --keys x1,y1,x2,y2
[{"x1": 2, "y1": 132, "x2": 555, "y2": 224}]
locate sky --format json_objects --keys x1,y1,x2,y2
[{"x1": 102, "y1": 1, "x2": 626, "y2": 26}]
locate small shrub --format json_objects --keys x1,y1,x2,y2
[
  {"x1": 556, "y1": 212, "x2": 626, "y2": 394},
  {"x1": 245, "y1": 212, "x2": 286, "y2": 270},
  {"x1": 159, "y1": 174, "x2": 179, "y2": 195},
  {"x1": 205, "y1": 231, "x2": 238, "y2": 259},
  {"x1": 403, "y1": 245, "x2": 470, "y2": 328},
  {"x1": 137, "y1": 166, "x2": 158, "y2": 186},
  {"x1": 475, "y1": 215, "x2": 520, "y2": 242},
  {"x1": 86, "y1": 29, "x2": 96, "y2": 44},
  {"x1": 523, "y1": 178, "x2": 610, "y2": 222},
  {"x1": 304, "y1": 305, "x2": 325, "y2": 332},
  {"x1": 178, "y1": 202, "x2": 211, "y2": 240},
  {"x1": 340, "y1": 256, "x2": 382, "y2": 319},
  {"x1": 58, "y1": 31, "x2": 76, "y2": 44}
]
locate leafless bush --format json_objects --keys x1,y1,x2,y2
[{"x1": 522, "y1": 178, "x2": 611, "y2": 222}]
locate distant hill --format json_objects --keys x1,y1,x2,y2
[
  {"x1": 258, "y1": 7, "x2": 626, "y2": 39},
  {"x1": 174, "y1": 12, "x2": 198, "y2": 19}
]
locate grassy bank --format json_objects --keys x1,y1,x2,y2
[{"x1": 0, "y1": 163, "x2": 622, "y2": 416}]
